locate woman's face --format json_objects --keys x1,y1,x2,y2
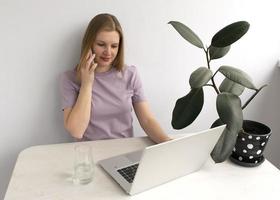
[{"x1": 92, "y1": 30, "x2": 120, "y2": 70}]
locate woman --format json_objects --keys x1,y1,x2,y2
[{"x1": 60, "y1": 13, "x2": 171, "y2": 143}]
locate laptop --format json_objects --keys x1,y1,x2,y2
[{"x1": 99, "y1": 125, "x2": 225, "y2": 195}]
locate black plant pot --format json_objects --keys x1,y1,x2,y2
[{"x1": 230, "y1": 120, "x2": 271, "y2": 167}]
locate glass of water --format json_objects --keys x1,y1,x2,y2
[{"x1": 73, "y1": 144, "x2": 94, "y2": 185}]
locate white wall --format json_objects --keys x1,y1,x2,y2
[{"x1": 1, "y1": 0, "x2": 280, "y2": 198}]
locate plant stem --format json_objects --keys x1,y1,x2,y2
[
  {"x1": 205, "y1": 47, "x2": 219, "y2": 94},
  {"x1": 212, "y1": 70, "x2": 219, "y2": 78},
  {"x1": 242, "y1": 84, "x2": 268, "y2": 110}
]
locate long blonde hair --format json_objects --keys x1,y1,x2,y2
[{"x1": 77, "y1": 13, "x2": 124, "y2": 74}]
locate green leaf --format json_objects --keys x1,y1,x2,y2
[
  {"x1": 219, "y1": 78, "x2": 245, "y2": 96},
  {"x1": 168, "y1": 21, "x2": 204, "y2": 49},
  {"x1": 216, "y1": 92, "x2": 243, "y2": 132},
  {"x1": 209, "y1": 45, "x2": 231, "y2": 60},
  {"x1": 211, "y1": 21, "x2": 250, "y2": 47},
  {"x1": 211, "y1": 127, "x2": 239, "y2": 163},
  {"x1": 211, "y1": 118, "x2": 224, "y2": 128},
  {"x1": 189, "y1": 67, "x2": 213, "y2": 88},
  {"x1": 172, "y1": 88, "x2": 204, "y2": 129},
  {"x1": 210, "y1": 93, "x2": 243, "y2": 163},
  {"x1": 218, "y1": 66, "x2": 256, "y2": 90}
]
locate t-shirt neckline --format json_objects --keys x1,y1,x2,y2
[{"x1": 95, "y1": 67, "x2": 116, "y2": 77}]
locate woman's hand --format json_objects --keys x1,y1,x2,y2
[
  {"x1": 80, "y1": 49, "x2": 97, "y2": 87},
  {"x1": 64, "y1": 49, "x2": 97, "y2": 139}
]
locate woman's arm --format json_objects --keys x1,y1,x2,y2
[
  {"x1": 133, "y1": 101, "x2": 172, "y2": 143},
  {"x1": 63, "y1": 51, "x2": 97, "y2": 139},
  {"x1": 63, "y1": 84, "x2": 93, "y2": 139}
]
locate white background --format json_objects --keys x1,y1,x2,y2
[{"x1": 1, "y1": 0, "x2": 280, "y2": 198}]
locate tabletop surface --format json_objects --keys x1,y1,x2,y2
[{"x1": 4, "y1": 135, "x2": 280, "y2": 200}]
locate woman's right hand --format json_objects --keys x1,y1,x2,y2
[
  {"x1": 64, "y1": 49, "x2": 96, "y2": 138},
  {"x1": 80, "y1": 49, "x2": 97, "y2": 87}
]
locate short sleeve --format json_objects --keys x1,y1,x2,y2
[
  {"x1": 59, "y1": 71, "x2": 79, "y2": 110},
  {"x1": 131, "y1": 66, "x2": 146, "y2": 103}
]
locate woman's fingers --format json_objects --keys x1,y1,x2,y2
[
  {"x1": 84, "y1": 49, "x2": 93, "y2": 67},
  {"x1": 87, "y1": 54, "x2": 96, "y2": 70},
  {"x1": 85, "y1": 53, "x2": 95, "y2": 70},
  {"x1": 79, "y1": 49, "x2": 96, "y2": 84},
  {"x1": 89, "y1": 54, "x2": 96, "y2": 65},
  {"x1": 82, "y1": 49, "x2": 96, "y2": 74},
  {"x1": 86, "y1": 49, "x2": 92, "y2": 60},
  {"x1": 90, "y1": 63, "x2": 98, "y2": 73},
  {"x1": 83, "y1": 52, "x2": 96, "y2": 73}
]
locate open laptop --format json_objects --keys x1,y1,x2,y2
[{"x1": 99, "y1": 125, "x2": 225, "y2": 195}]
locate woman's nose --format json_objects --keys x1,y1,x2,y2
[{"x1": 104, "y1": 47, "x2": 111, "y2": 55}]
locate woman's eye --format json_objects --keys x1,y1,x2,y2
[
  {"x1": 97, "y1": 43, "x2": 104, "y2": 46},
  {"x1": 112, "y1": 45, "x2": 118, "y2": 49}
]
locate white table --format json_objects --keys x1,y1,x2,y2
[{"x1": 4, "y1": 136, "x2": 280, "y2": 200}]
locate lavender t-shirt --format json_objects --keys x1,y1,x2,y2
[{"x1": 59, "y1": 65, "x2": 146, "y2": 141}]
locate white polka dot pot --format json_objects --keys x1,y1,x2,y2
[{"x1": 230, "y1": 120, "x2": 271, "y2": 167}]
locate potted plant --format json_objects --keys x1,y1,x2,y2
[{"x1": 168, "y1": 20, "x2": 271, "y2": 166}]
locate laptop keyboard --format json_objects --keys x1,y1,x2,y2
[{"x1": 117, "y1": 163, "x2": 139, "y2": 183}]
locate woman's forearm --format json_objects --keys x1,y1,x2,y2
[
  {"x1": 141, "y1": 117, "x2": 171, "y2": 143},
  {"x1": 65, "y1": 84, "x2": 92, "y2": 139}
]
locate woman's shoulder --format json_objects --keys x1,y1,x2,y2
[
  {"x1": 123, "y1": 65, "x2": 138, "y2": 75},
  {"x1": 60, "y1": 69, "x2": 78, "y2": 84}
]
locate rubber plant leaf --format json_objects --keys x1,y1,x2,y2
[
  {"x1": 209, "y1": 45, "x2": 231, "y2": 60},
  {"x1": 219, "y1": 78, "x2": 245, "y2": 96},
  {"x1": 168, "y1": 21, "x2": 204, "y2": 49},
  {"x1": 172, "y1": 88, "x2": 204, "y2": 129},
  {"x1": 211, "y1": 127, "x2": 240, "y2": 163},
  {"x1": 210, "y1": 93, "x2": 243, "y2": 163},
  {"x1": 218, "y1": 66, "x2": 256, "y2": 90},
  {"x1": 211, "y1": 21, "x2": 250, "y2": 47},
  {"x1": 189, "y1": 67, "x2": 213, "y2": 88},
  {"x1": 216, "y1": 92, "x2": 243, "y2": 131}
]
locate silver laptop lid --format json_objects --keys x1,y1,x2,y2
[{"x1": 130, "y1": 125, "x2": 225, "y2": 195}]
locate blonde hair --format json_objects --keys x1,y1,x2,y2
[{"x1": 77, "y1": 13, "x2": 124, "y2": 74}]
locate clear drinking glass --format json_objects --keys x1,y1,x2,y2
[{"x1": 73, "y1": 144, "x2": 94, "y2": 184}]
